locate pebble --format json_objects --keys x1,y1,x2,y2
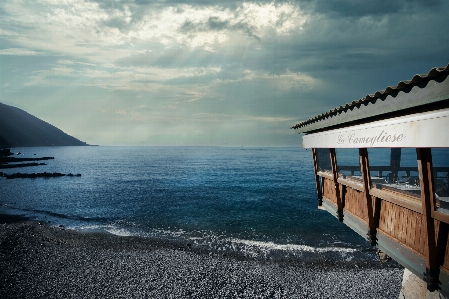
[{"x1": 0, "y1": 220, "x2": 404, "y2": 298}]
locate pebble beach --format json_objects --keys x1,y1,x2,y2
[{"x1": 0, "y1": 214, "x2": 404, "y2": 299}]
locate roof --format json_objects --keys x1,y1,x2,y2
[{"x1": 292, "y1": 63, "x2": 449, "y2": 133}]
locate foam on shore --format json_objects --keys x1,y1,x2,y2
[{"x1": 67, "y1": 222, "x2": 373, "y2": 263}]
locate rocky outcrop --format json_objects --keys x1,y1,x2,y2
[{"x1": 1, "y1": 172, "x2": 81, "y2": 179}]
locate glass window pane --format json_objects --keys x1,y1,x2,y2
[
  {"x1": 432, "y1": 148, "x2": 449, "y2": 213},
  {"x1": 368, "y1": 148, "x2": 421, "y2": 198},
  {"x1": 335, "y1": 148, "x2": 361, "y2": 182},
  {"x1": 316, "y1": 148, "x2": 332, "y2": 173}
]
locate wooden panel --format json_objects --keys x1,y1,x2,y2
[
  {"x1": 322, "y1": 177, "x2": 337, "y2": 204},
  {"x1": 317, "y1": 171, "x2": 333, "y2": 180},
  {"x1": 378, "y1": 200, "x2": 428, "y2": 258},
  {"x1": 337, "y1": 177, "x2": 364, "y2": 192},
  {"x1": 370, "y1": 188, "x2": 422, "y2": 214},
  {"x1": 344, "y1": 187, "x2": 368, "y2": 224}
]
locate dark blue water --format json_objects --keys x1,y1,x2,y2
[{"x1": 1, "y1": 146, "x2": 369, "y2": 260}]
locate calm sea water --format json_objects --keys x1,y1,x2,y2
[{"x1": 1, "y1": 146, "x2": 370, "y2": 260}]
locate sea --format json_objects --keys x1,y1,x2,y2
[{"x1": 1, "y1": 146, "x2": 376, "y2": 262}]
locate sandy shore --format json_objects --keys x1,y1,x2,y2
[{"x1": 0, "y1": 215, "x2": 403, "y2": 298}]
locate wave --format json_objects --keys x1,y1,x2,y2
[
  {"x1": 73, "y1": 224, "x2": 136, "y2": 237},
  {"x1": 67, "y1": 222, "x2": 363, "y2": 262},
  {"x1": 1, "y1": 206, "x2": 365, "y2": 262},
  {"x1": 227, "y1": 238, "x2": 358, "y2": 253}
]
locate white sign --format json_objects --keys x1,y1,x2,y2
[{"x1": 302, "y1": 108, "x2": 449, "y2": 148}]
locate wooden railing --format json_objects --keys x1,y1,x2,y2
[
  {"x1": 337, "y1": 165, "x2": 449, "y2": 180},
  {"x1": 312, "y1": 148, "x2": 449, "y2": 294}
]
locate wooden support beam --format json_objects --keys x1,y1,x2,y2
[
  {"x1": 330, "y1": 148, "x2": 344, "y2": 221},
  {"x1": 359, "y1": 148, "x2": 377, "y2": 246},
  {"x1": 437, "y1": 222, "x2": 449, "y2": 269},
  {"x1": 373, "y1": 196, "x2": 381, "y2": 239},
  {"x1": 321, "y1": 176, "x2": 325, "y2": 204},
  {"x1": 312, "y1": 148, "x2": 323, "y2": 206},
  {"x1": 417, "y1": 148, "x2": 439, "y2": 292},
  {"x1": 341, "y1": 184, "x2": 347, "y2": 212}
]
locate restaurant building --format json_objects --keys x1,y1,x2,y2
[{"x1": 292, "y1": 64, "x2": 449, "y2": 297}]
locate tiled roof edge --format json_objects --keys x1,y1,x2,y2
[{"x1": 291, "y1": 63, "x2": 449, "y2": 130}]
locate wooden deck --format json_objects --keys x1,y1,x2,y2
[{"x1": 312, "y1": 148, "x2": 449, "y2": 295}]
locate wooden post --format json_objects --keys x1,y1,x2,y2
[
  {"x1": 359, "y1": 148, "x2": 377, "y2": 246},
  {"x1": 437, "y1": 222, "x2": 449, "y2": 269},
  {"x1": 312, "y1": 148, "x2": 323, "y2": 206},
  {"x1": 417, "y1": 148, "x2": 439, "y2": 292},
  {"x1": 330, "y1": 148, "x2": 344, "y2": 221}
]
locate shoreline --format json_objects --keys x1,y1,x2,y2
[{"x1": 0, "y1": 214, "x2": 404, "y2": 298}]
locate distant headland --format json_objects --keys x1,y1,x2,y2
[{"x1": 0, "y1": 102, "x2": 89, "y2": 147}]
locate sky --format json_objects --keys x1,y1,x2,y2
[{"x1": 0, "y1": 0, "x2": 448, "y2": 146}]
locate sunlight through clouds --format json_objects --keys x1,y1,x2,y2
[
  {"x1": 3, "y1": 1, "x2": 308, "y2": 56},
  {"x1": 0, "y1": 0, "x2": 448, "y2": 146}
]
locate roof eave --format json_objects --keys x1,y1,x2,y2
[{"x1": 292, "y1": 67, "x2": 449, "y2": 134}]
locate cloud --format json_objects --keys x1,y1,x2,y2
[
  {"x1": 1, "y1": 0, "x2": 448, "y2": 146},
  {"x1": 0, "y1": 48, "x2": 45, "y2": 56},
  {"x1": 300, "y1": 0, "x2": 446, "y2": 18},
  {"x1": 1, "y1": 1, "x2": 307, "y2": 56}
]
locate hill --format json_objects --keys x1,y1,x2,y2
[{"x1": 0, "y1": 102, "x2": 88, "y2": 148}]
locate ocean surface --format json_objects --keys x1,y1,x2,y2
[{"x1": 1, "y1": 146, "x2": 374, "y2": 261}]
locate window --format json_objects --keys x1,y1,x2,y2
[
  {"x1": 335, "y1": 148, "x2": 361, "y2": 182},
  {"x1": 368, "y1": 148, "x2": 421, "y2": 198},
  {"x1": 432, "y1": 148, "x2": 449, "y2": 213},
  {"x1": 316, "y1": 148, "x2": 332, "y2": 173}
]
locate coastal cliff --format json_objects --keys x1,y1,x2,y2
[{"x1": 0, "y1": 102, "x2": 88, "y2": 147}]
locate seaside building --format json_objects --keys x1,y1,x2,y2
[{"x1": 292, "y1": 64, "x2": 449, "y2": 298}]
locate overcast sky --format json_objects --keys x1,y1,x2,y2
[{"x1": 1, "y1": 0, "x2": 448, "y2": 146}]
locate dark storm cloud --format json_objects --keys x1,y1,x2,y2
[
  {"x1": 262, "y1": 0, "x2": 449, "y2": 73},
  {"x1": 95, "y1": 0, "x2": 445, "y2": 16},
  {"x1": 180, "y1": 17, "x2": 261, "y2": 40},
  {"x1": 180, "y1": 17, "x2": 228, "y2": 33},
  {"x1": 300, "y1": 0, "x2": 446, "y2": 17},
  {"x1": 95, "y1": 1, "x2": 264, "y2": 41},
  {"x1": 111, "y1": 0, "x2": 449, "y2": 73},
  {"x1": 180, "y1": 17, "x2": 230, "y2": 33}
]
